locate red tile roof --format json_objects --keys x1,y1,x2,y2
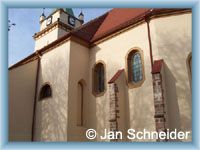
[
  {"x1": 72, "y1": 8, "x2": 190, "y2": 43},
  {"x1": 108, "y1": 69, "x2": 124, "y2": 84},
  {"x1": 71, "y1": 13, "x2": 108, "y2": 42},
  {"x1": 152, "y1": 59, "x2": 164, "y2": 74},
  {"x1": 71, "y1": 8, "x2": 150, "y2": 43},
  {"x1": 91, "y1": 8, "x2": 150, "y2": 42}
]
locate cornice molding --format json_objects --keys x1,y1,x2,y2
[{"x1": 33, "y1": 20, "x2": 73, "y2": 40}]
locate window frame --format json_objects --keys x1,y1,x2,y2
[
  {"x1": 126, "y1": 48, "x2": 145, "y2": 88},
  {"x1": 92, "y1": 61, "x2": 106, "y2": 97}
]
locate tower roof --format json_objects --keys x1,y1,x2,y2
[
  {"x1": 64, "y1": 8, "x2": 74, "y2": 16},
  {"x1": 52, "y1": 8, "x2": 74, "y2": 16}
]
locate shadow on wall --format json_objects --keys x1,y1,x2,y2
[
  {"x1": 88, "y1": 45, "x2": 109, "y2": 141},
  {"x1": 163, "y1": 63, "x2": 181, "y2": 133},
  {"x1": 81, "y1": 47, "x2": 98, "y2": 141},
  {"x1": 34, "y1": 57, "x2": 68, "y2": 141},
  {"x1": 156, "y1": 27, "x2": 192, "y2": 132},
  {"x1": 115, "y1": 71, "x2": 131, "y2": 141}
]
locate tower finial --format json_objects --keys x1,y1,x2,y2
[
  {"x1": 40, "y1": 8, "x2": 46, "y2": 23},
  {"x1": 8, "y1": 19, "x2": 16, "y2": 31},
  {"x1": 42, "y1": 8, "x2": 45, "y2": 15},
  {"x1": 78, "y1": 8, "x2": 84, "y2": 24}
]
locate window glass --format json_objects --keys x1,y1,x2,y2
[
  {"x1": 40, "y1": 84, "x2": 52, "y2": 100},
  {"x1": 131, "y1": 52, "x2": 143, "y2": 82},
  {"x1": 93, "y1": 63, "x2": 105, "y2": 94}
]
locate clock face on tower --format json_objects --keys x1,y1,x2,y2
[
  {"x1": 68, "y1": 16, "x2": 75, "y2": 26},
  {"x1": 46, "y1": 16, "x2": 52, "y2": 26}
]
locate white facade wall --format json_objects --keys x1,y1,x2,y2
[
  {"x1": 34, "y1": 28, "x2": 60, "y2": 51},
  {"x1": 89, "y1": 22, "x2": 155, "y2": 141},
  {"x1": 34, "y1": 42, "x2": 70, "y2": 141},
  {"x1": 9, "y1": 60, "x2": 38, "y2": 141},
  {"x1": 150, "y1": 13, "x2": 192, "y2": 141},
  {"x1": 67, "y1": 41, "x2": 90, "y2": 141}
]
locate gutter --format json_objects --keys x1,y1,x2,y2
[
  {"x1": 145, "y1": 10, "x2": 154, "y2": 68},
  {"x1": 31, "y1": 51, "x2": 42, "y2": 141}
]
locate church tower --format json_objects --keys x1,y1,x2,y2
[{"x1": 33, "y1": 8, "x2": 83, "y2": 51}]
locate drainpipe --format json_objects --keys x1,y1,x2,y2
[
  {"x1": 145, "y1": 10, "x2": 154, "y2": 68},
  {"x1": 31, "y1": 51, "x2": 42, "y2": 141}
]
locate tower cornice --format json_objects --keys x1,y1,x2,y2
[{"x1": 33, "y1": 20, "x2": 73, "y2": 40}]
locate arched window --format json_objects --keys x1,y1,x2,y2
[
  {"x1": 77, "y1": 81, "x2": 84, "y2": 126},
  {"x1": 127, "y1": 49, "x2": 145, "y2": 88},
  {"x1": 189, "y1": 55, "x2": 192, "y2": 76},
  {"x1": 132, "y1": 52, "x2": 143, "y2": 82},
  {"x1": 39, "y1": 84, "x2": 52, "y2": 100},
  {"x1": 187, "y1": 53, "x2": 192, "y2": 86},
  {"x1": 93, "y1": 62, "x2": 105, "y2": 96}
]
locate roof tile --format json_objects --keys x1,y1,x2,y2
[{"x1": 91, "y1": 8, "x2": 150, "y2": 42}]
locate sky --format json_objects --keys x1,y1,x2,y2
[{"x1": 8, "y1": 8, "x2": 111, "y2": 66}]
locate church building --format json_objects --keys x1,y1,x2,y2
[{"x1": 9, "y1": 8, "x2": 192, "y2": 142}]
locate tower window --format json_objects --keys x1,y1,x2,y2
[
  {"x1": 39, "y1": 84, "x2": 52, "y2": 100},
  {"x1": 127, "y1": 48, "x2": 145, "y2": 88},
  {"x1": 92, "y1": 62, "x2": 106, "y2": 96}
]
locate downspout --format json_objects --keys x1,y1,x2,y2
[
  {"x1": 145, "y1": 11, "x2": 154, "y2": 68},
  {"x1": 31, "y1": 51, "x2": 42, "y2": 141}
]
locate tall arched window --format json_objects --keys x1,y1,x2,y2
[
  {"x1": 93, "y1": 62, "x2": 105, "y2": 96},
  {"x1": 127, "y1": 49, "x2": 145, "y2": 88},
  {"x1": 77, "y1": 81, "x2": 84, "y2": 126},
  {"x1": 189, "y1": 56, "x2": 192, "y2": 76},
  {"x1": 39, "y1": 84, "x2": 52, "y2": 100},
  {"x1": 132, "y1": 52, "x2": 143, "y2": 82},
  {"x1": 187, "y1": 53, "x2": 192, "y2": 86}
]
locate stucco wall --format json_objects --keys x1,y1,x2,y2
[
  {"x1": 115, "y1": 71, "x2": 130, "y2": 141},
  {"x1": 59, "y1": 11, "x2": 82, "y2": 28},
  {"x1": 161, "y1": 63, "x2": 182, "y2": 141},
  {"x1": 58, "y1": 28, "x2": 68, "y2": 38},
  {"x1": 34, "y1": 28, "x2": 60, "y2": 51},
  {"x1": 90, "y1": 22, "x2": 155, "y2": 141},
  {"x1": 9, "y1": 60, "x2": 38, "y2": 141},
  {"x1": 67, "y1": 41, "x2": 90, "y2": 141},
  {"x1": 34, "y1": 42, "x2": 70, "y2": 141},
  {"x1": 150, "y1": 13, "x2": 192, "y2": 141}
]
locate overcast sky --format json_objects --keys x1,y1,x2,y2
[{"x1": 8, "y1": 8, "x2": 111, "y2": 66}]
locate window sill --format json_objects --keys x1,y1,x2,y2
[
  {"x1": 127, "y1": 79, "x2": 145, "y2": 89},
  {"x1": 92, "y1": 90, "x2": 106, "y2": 97}
]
